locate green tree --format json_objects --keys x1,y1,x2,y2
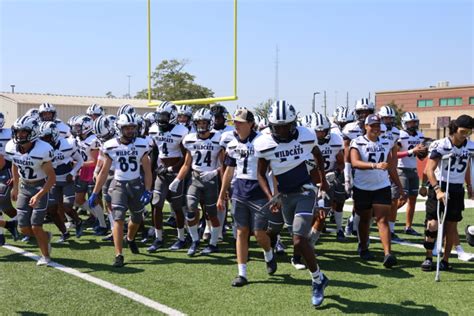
[
  {"x1": 253, "y1": 98, "x2": 274, "y2": 118},
  {"x1": 386, "y1": 100, "x2": 404, "y2": 127},
  {"x1": 135, "y1": 59, "x2": 214, "y2": 105}
]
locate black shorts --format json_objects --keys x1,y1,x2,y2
[
  {"x1": 353, "y1": 186, "x2": 391, "y2": 213},
  {"x1": 425, "y1": 186, "x2": 464, "y2": 222}
]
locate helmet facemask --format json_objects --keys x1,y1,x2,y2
[{"x1": 270, "y1": 121, "x2": 297, "y2": 143}]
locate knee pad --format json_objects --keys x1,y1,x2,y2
[
  {"x1": 423, "y1": 241, "x2": 435, "y2": 250},
  {"x1": 186, "y1": 211, "x2": 196, "y2": 221},
  {"x1": 425, "y1": 229, "x2": 437, "y2": 239}
]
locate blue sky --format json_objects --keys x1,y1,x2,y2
[{"x1": 1, "y1": 0, "x2": 472, "y2": 115}]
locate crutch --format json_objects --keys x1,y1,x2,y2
[{"x1": 435, "y1": 153, "x2": 453, "y2": 282}]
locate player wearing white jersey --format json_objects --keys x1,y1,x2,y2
[
  {"x1": 86, "y1": 103, "x2": 105, "y2": 121},
  {"x1": 421, "y1": 115, "x2": 474, "y2": 271},
  {"x1": 169, "y1": 108, "x2": 224, "y2": 256},
  {"x1": 0, "y1": 112, "x2": 19, "y2": 245},
  {"x1": 217, "y1": 108, "x2": 283, "y2": 287},
  {"x1": 309, "y1": 113, "x2": 345, "y2": 243},
  {"x1": 350, "y1": 114, "x2": 404, "y2": 268},
  {"x1": 90, "y1": 114, "x2": 152, "y2": 267},
  {"x1": 73, "y1": 115, "x2": 107, "y2": 235},
  {"x1": 38, "y1": 103, "x2": 71, "y2": 137},
  {"x1": 176, "y1": 105, "x2": 196, "y2": 133},
  {"x1": 254, "y1": 100, "x2": 329, "y2": 307},
  {"x1": 396, "y1": 112, "x2": 428, "y2": 236},
  {"x1": 6, "y1": 116, "x2": 56, "y2": 266},
  {"x1": 211, "y1": 104, "x2": 235, "y2": 134},
  {"x1": 40, "y1": 121, "x2": 84, "y2": 242},
  {"x1": 148, "y1": 102, "x2": 188, "y2": 252}
]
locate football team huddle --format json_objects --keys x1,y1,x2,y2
[{"x1": 0, "y1": 99, "x2": 473, "y2": 307}]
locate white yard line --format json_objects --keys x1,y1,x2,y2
[{"x1": 2, "y1": 244, "x2": 186, "y2": 316}]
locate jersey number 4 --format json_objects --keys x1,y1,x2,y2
[
  {"x1": 118, "y1": 156, "x2": 138, "y2": 172},
  {"x1": 195, "y1": 151, "x2": 212, "y2": 167}
]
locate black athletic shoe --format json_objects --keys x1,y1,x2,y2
[
  {"x1": 75, "y1": 220, "x2": 84, "y2": 238},
  {"x1": 404, "y1": 227, "x2": 421, "y2": 236},
  {"x1": 127, "y1": 238, "x2": 140, "y2": 254},
  {"x1": 147, "y1": 238, "x2": 163, "y2": 253},
  {"x1": 6, "y1": 220, "x2": 19, "y2": 241},
  {"x1": 359, "y1": 249, "x2": 375, "y2": 261},
  {"x1": 336, "y1": 229, "x2": 347, "y2": 242},
  {"x1": 266, "y1": 256, "x2": 277, "y2": 275},
  {"x1": 201, "y1": 244, "x2": 219, "y2": 255},
  {"x1": 383, "y1": 254, "x2": 397, "y2": 268},
  {"x1": 421, "y1": 258, "x2": 433, "y2": 271},
  {"x1": 275, "y1": 240, "x2": 286, "y2": 255},
  {"x1": 439, "y1": 260, "x2": 453, "y2": 271},
  {"x1": 0, "y1": 234, "x2": 5, "y2": 246},
  {"x1": 57, "y1": 232, "x2": 71, "y2": 244},
  {"x1": 113, "y1": 255, "x2": 124, "y2": 267},
  {"x1": 164, "y1": 216, "x2": 177, "y2": 228},
  {"x1": 169, "y1": 239, "x2": 186, "y2": 251},
  {"x1": 231, "y1": 275, "x2": 248, "y2": 287},
  {"x1": 187, "y1": 241, "x2": 200, "y2": 257},
  {"x1": 391, "y1": 232, "x2": 404, "y2": 243},
  {"x1": 102, "y1": 233, "x2": 113, "y2": 242}
]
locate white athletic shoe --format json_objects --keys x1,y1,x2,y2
[
  {"x1": 291, "y1": 257, "x2": 307, "y2": 270},
  {"x1": 37, "y1": 256, "x2": 51, "y2": 266},
  {"x1": 458, "y1": 252, "x2": 474, "y2": 262}
]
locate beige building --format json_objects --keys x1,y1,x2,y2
[{"x1": 0, "y1": 92, "x2": 160, "y2": 126}]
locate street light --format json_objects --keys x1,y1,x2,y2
[{"x1": 312, "y1": 92, "x2": 320, "y2": 113}]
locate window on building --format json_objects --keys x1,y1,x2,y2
[
  {"x1": 417, "y1": 99, "x2": 433, "y2": 107},
  {"x1": 439, "y1": 97, "x2": 462, "y2": 106},
  {"x1": 469, "y1": 97, "x2": 474, "y2": 105}
]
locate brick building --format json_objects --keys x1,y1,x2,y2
[{"x1": 375, "y1": 82, "x2": 474, "y2": 139}]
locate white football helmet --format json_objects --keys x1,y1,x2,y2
[
  {"x1": 268, "y1": 100, "x2": 298, "y2": 142},
  {"x1": 299, "y1": 114, "x2": 312, "y2": 128},
  {"x1": 117, "y1": 104, "x2": 136, "y2": 117},
  {"x1": 115, "y1": 114, "x2": 138, "y2": 141},
  {"x1": 379, "y1": 105, "x2": 397, "y2": 130},
  {"x1": 38, "y1": 103, "x2": 57, "y2": 121},
  {"x1": 311, "y1": 113, "x2": 331, "y2": 143},
  {"x1": 354, "y1": 98, "x2": 375, "y2": 122},
  {"x1": 87, "y1": 103, "x2": 105, "y2": 116},
  {"x1": 0, "y1": 112, "x2": 4, "y2": 129},
  {"x1": 73, "y1": 115, "x2": 94, "y2": 138},
  {"x1": 39, "y1": 121, "x2": 60, "y2": 145},
  {"x1": 93, "y1": 115, "x2": 116, "y2": 142},
  {"x1": 156, "y1": 101, "x2": 178, "y2": 127},
  {"x1": 193, "y1": 108, "x2": 214, "y2": 133},
  {"x1": 12, "y1": 115, "x2": 40, "y2": 144},
  {"x1": 401, "y1": 112, "x2": 419, "y2": 132}
]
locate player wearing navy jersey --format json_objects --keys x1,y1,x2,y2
[
  {"x1": 6, "y1": 116, "x2": 56, "y2": 266},
  {"x1": 254, "y1": 100, "x2": 329, "y2": 307},
  {"x1": 350, "y1": 114, "x2": 404, "y2": 268},
  {"x1": 40, "y1": 121, "x2": 84, "y2": 242},
  {"x1": 217, "y1": 108, "x2": 282, "y2": 287},
  {"x1": 397, "y1": 112, "x2": 427, "y2": 236},
  {"x1": 89, "y1": 114, "x2": 152, "y2": 267},
  {"x1": 169, "y1": 108, "x2": 224, "y2": 256},
  {"x1": 148, "y1": 102, "x2": 188, "y2": 252},
  {"x1": 421, "y1": 115, "x2": 474, "y2": 271},
  {"x1": 0, "y1": 112, "x2": 19, "y2": 245}
]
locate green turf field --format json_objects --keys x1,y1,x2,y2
[{"x1": 1, "y1": 207, "x2": 473, "y2": 315}]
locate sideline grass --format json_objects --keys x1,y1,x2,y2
[{"x1": 1, "y1": 208, "x2": 473, "y2": 315}]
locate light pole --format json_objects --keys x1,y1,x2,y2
[
  {"x1": 312, "y1": 92, "x2": 320, "y2": 113},
  {"x1": 10, "y1": 85, "x2": 15, "y2": 93}
]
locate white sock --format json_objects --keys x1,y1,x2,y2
[
  {"x1": 310, "y1": 266, "x2": 322, "y2": 284},
  {"x1": 311, "y1": 230, "x2": 321, "y2": 244},
  {"x1": 455, "y1": 245, "x2": 464, "y2": 253},
  {"x1": 177, "y1": 228, "x2": 185, "y2": 241},
  {"x1": 232, "y1": 224, "x2": 237, "y2": 239},
  {"x1": 92, "y1": 205, "x2": 107, "y2": 228},
  {"x1": 217, "y1": 210, "x2": 226, "y2": 238},
  {"x1": 80, "y1": 202, "x2": 93, "y2": 216},
  {"x1": 188, "y1": 225, "x2": 199, "y2": 242},
  {"x1": 204, "y1": 220, "x2": 211, "y2": 234},
  {"x1": 263, "y1": 249, "x2": 274, "y2": 262},
  {"x1": 389, "y1": 221, "x2": 395, "y2": 233},
  {"x1": 335, "y1": 211, "x2": 343, "y2": 230},
  {"x1": 0, "y1": 214, "x2": 4, "y2": 235},
  {"x1": 108, "y1": 213, "x2": 115, "y2": 229},
  {"x1": 353, "y1": 214, "x2": 360, "y2": 232},
  {"x1": 210, "y1": 226, "x2": 220, "y2": 246},
  {"x1": 154, "y1": 229, "x2": 163, "y2": 240},
  {"x1": 238, "y1": 263, "x2": 247, "y2": 278}
]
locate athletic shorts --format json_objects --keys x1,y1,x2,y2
[
  {"x1": 110, "y1": 178, "x2": 145, "y2": 223},
  {"x1": 0, "y1": 168, "x2": 13, "y2": 211},
  {"x1": 152, "y1": 172, "x2": 183, "y2": 213},
  {"x1": 17, "y1": 179, "x2": 49, "y2": 227},
  {"x1": 231, "y1": 198, "x2": 283, "y2": 231},
  {"x1": 425, "y1": 184, "x2": 464, "y2": 222},
  {"x1": 398, "y1": 168, "x2": 419, "y2": 196},
  {"x1": 49, "y1": 181, "x2": 75, "y2": 206},
  {"x1": 102, "y1": 171, "x2": 114, "y2": 203},
  {"x1": 187, "y1": 171, "x2": 219, "y2": 217},
  {"x1": 353, "y1": 186, "x2": 391, "y2": 213},
  {"x1": 390, "y1": 182, "x2": 400, "y2": 200},
  {"x1": 280, "y1": 188, "x2": 316, "y2": 237},
  {"x1": 74, "y1": 178, "x2": 94, "y2": 194},
  {"x1": 325, "y1": 171, "x2": 346, "y2": 205}
]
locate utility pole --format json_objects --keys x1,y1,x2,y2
[
  {"x1": 312, "y1": 92, "x2": 320, "y2": 113},
  {"x1": 346, "y1": 92, "x2": 349, "y2": 107},
  {"x1": 274, "y1": 45, "x2": 279, "y2": 101},
  {"x1": 323, "y1": 90, "x2": 327, "y2": 116},
  {"x1": 10, "y1": 85, "x2": 15, "y2": 93},
  {"x1": 127, "y1": 75, "x2": 132, "y2": 98}
]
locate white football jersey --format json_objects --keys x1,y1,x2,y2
[
  {"x1": 429, "y1": 137, "x2": 474, "y2": 184},
  {"x1": 315, "y1": 132, "x2": 344, "y2": 172},
  {"x1": 350, "y1": 136, "x2": 394, "y2": 191},
  {"x1": 226, "y1": 131, "x2": 260, "y2": 180},
  {"x1": 254, "y1": 126, "x2": 315, "y2": 192},
  {"x1": 397, "y1": 130, "x2": 425, "y2": 168},
  {"x1": 5, "y1": 139, "x2": 54, "y2": 181},
  {"x1": 51, "y1": 138, "x2": 83, "y2": 181},
  {"x1": 380, "y1": 124, "x2": 400, "y2": 143},
  {"x1": 150, "y1": 124, "x2": 188, "y2": 160},
  {"x1": 55, "y1": 120, "x2": 71, "y2": 138},
  {"x1": 342, "y1": 121, "x2": 364, "y2": 141},
  {"x1": 76, "y1": 133, "x2": 100, "y2": 162},
  {"x1": 183, "y1": 132, "x2": 222, "y2": 172},
  {"x1": 0, "y1": 128, "x2": 12, "y2": 162},
  {"x1": 330, "y1": 125, "x2": 343, "y2": 138},
  {"x1": 219, "y1": 130, "x2": 236, "y2": 150},
  {"x1": 103, "y1": 137, "x2": 150, "y2": 181},
  {"x1": 212, "y1": 125, "x2": 234, "y2": 134}
]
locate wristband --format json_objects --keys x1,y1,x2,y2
[{"x1": 408, "y1": 149, "x2": 414, "y2": 155}]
